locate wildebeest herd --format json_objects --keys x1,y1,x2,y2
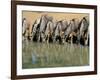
[{"x1": 22, "y1": 14, "x2": 89, "y2": 46}]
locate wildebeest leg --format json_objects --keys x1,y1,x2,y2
[
  {"x1": 71, "y1": 36, "x2": 73, "y2": 45},
  {"x1": 24, "y1": 30, "x2": 29, "y2": 41},
  {"x1": 77, "y1": 34, "x2": 82, "y2": 45},
  {"x1": 84, "y1": 33, "x2": 89, "y2": 46},
  {"x1": 87, "y1": 37, "x2": 89, "y2": 46},
  {"x1": 37, "y1": 33, "x2": 41, "y2": 42},
  {"x1": 69, "y1": 32, "x2": 74, "y2": 44},
  {"x1": 49, "y1": 36, "x2": 53, "y2": 43},
  {"x1": 61, "y1": 34, "x2": 65, "y2": 44},
  {"x1": 62, "y1": 38, "x2": 65, "y2": 44},
  {"x1": 29, "y1": 32, "x2": 33, "y2": 41},
  {"x1": 60, "y1": 31, "x2": 65, "y2": 44},
  {"x1": 23, "y1": 36, "x2": 27, "y2": 41},
  {"x1": 22, "y1": 30, "x2": 26, "y2": 41},
  {"x1": 84, "y1": 39, "x2": 87, "y2": 46},
  {"x1": 53, "y1": 36, "x2": 56, "y2": 43},
  {"x1": 59, "y1": 36, "x2": 62, "y2": 44},
  {"x1": 65, "y1": 35, "x2": 68, "y2": 42},
  {"x1": 55, "y1": 36, "x2": 62, "y2": 44},
  {"x1": 39, "y1": 32, "x2": 44, "y2": 42},
  {"x1": 43, "y1": 38, "x2": 45, "y2": 43},
  {"x1": 46, "y1": 35, "x2": 49, "y2": 43},
  {"x1": 41, "y1": 32, "x2": 45, "y2": 42}
]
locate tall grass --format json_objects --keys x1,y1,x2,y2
[{"x1": 22, "y1": 41, "x2": 89, "y2": 69}]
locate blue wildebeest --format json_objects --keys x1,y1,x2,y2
[
  {"x1": 77, "y1": 16, "x2": 89, "y2": 46},
  {"x1": 22, "y1": 18, "x2": 30, "y2": 41},
  {"x1": 45, "y1": 19, "x2": 54, "y2": 43},
  {"x1": 31, "y1": 14, "x2": 53, "y2": 42},
  {"x1": 64, "y1": 18, "x2": 79, "y2": 44},
  {"x1": 31, "y1": 17, "x2": 41, "y2": 42},
  {"x1": 38, "y1": 14, "x2": 53, "y2": 42},
  {"x1": 53, "y1": 20, "x2": 68, "y2": 44},
  {"x1": 37, "y1": 14, "x2": 48, "y2": 42}
]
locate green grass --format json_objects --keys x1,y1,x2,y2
[{"x1": 22, "y1": 41, "x2": 89, "y2": 69}]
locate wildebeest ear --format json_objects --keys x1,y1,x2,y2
[
  {"x1": 72, "y1": 19, "x2": 75, "y2": 21},
  {"x1": 83, "y1": 17, "x2": 85, "y2": 20}
]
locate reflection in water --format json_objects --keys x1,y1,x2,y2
[
  {"x1": 22, "y1": 42, "x2": 89, "y2": 69},
  {"x1": 31, "y1": 53, "x2": 37, "y2": 64}
]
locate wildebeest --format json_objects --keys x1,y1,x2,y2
[
  {"x1": 45, "y1": 20, "x2": 54, "y2": 43},
  {"x1": 31, "y1": 17, "x2": 41, "y2": 42},
  {"x1": 64, "y1": 18, "x2": 79, "y2": 44},
  {"x1": 27, "y1": 14, "x2": 89, "y2": 46},
  {"x1": 31, "y1": 14, "x2": 53, "y2": 42},
  {"x1": 22, "y1": 18, "x2": 31, "y2": 41},
  {"x1": 37, "y1": 14, "x2": 48, "y2": 42},
  {"x1": 53, "y1": 20, "x2": 68, "y2": 44},
  {"x1": 77, "y1": 16, "x2": 89, "y2": 46}
]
